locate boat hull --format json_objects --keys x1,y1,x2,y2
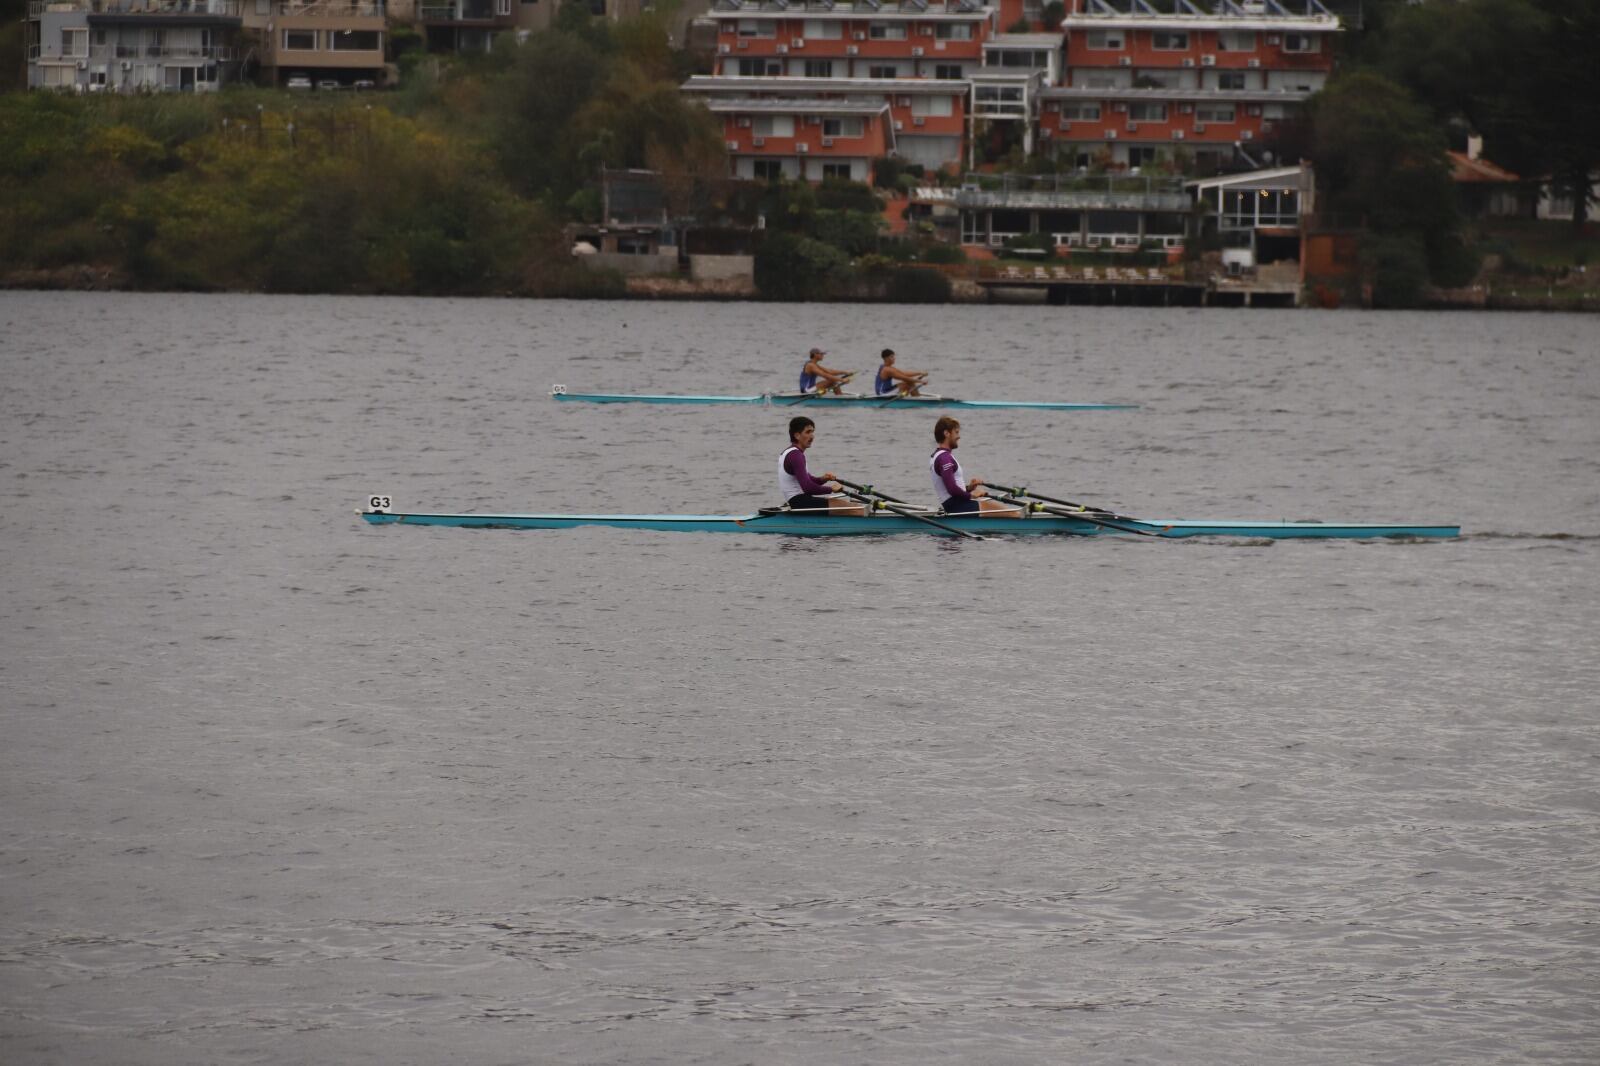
[
  {"x1": 550, "y1": 391, "x2": 1136, "y2": 411},
  {"x1": 361, "y1": 510, "x2": 1460, "y2": 539}
]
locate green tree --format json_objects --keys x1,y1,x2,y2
[
  {"x1": 754, "y1": 232, "x2": 850, "y2": 300},
  {"x1": 1307, "y1": 70, "x2": 1468, "y2": 296},
  {"x1": 1378, "y1": 0, "x2": 1600, "y2": 228}
]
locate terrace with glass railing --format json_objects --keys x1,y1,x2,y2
[
  {"x1": 955, "y1": 171, "x2": 1191, "y2": 211},
  {"x1": 29, "y1": 0, "x2": 244, "y2": 15},
  {"x1": 711, "y1": 0, "x2": 988, "y2": 14},
  {"x1": 1065, "y1": 0, "x2": 1337, "y2": 25},
  {"x1": 418, "y1": 0, "x2": 499, "y2": 20},
  {"x1": 269, "y1": 0, "x2": 383, "y2": 14}
]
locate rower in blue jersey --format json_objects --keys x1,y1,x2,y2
[
  {"x1": 780, "y1": 416, "x2": 865, "y2": 514},
  {"x1": 800, "y1": 348, "x2": 852, "y2": 395},
  {"x1": 875, "y1": 348, "x2": 930, "y2": 397},
  {"x1": 929, "y1": 415, "x2": 1021, "y2": 517}
]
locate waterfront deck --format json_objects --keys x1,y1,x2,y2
[{"x1": 975, "y1": 264, "x2": 1300, "y2": 307}]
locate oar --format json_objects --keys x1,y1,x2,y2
[
  {"x1": 986, "y1": 482, "x2": 1135, "y2": 521},
  {"x1": 783, "y1": 372, "x2": 857, "y2": 406},
  {"x1": 835, "y1": 477, "x2": 910, "y2": 505},
  {"x1": 989, "y1": 490, "x2": 1166, "y2": 537},
  {"x1": 835, "y1": 487, "x2": 985, "y2": 541}
]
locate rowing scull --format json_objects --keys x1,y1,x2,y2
[
  {"x1": 550, "y1": 386, "x2": 1136, "y2": 411},
  {"x1": 359, "y1": 505, "x2": 1460, "y2": 540}
]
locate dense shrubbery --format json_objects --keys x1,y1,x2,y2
[{"x1": 0, "y1": 4, "x2": 725, "y2": 296}]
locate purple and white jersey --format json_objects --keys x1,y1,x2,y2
[
  {"x1": 779, "y1": 445, "x2": 829, "y2": 499},
  {"x1": 930, "y1": 447, "x2": 969, "y2": 503}
]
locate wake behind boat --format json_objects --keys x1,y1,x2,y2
[
  {"x1": 358, "y1": 493, "x2": 1460, "y2": 541},
  {"x1": 549, "y1": 385, "x2": 1137, "y2": 411}
]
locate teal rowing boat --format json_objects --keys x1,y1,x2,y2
[
  {"x1": 359, "y1": 504, "x2": 1460, "y2": 540},
  {"x1": 550, "y1": 385, "x2": 1136, "y2": 411}
]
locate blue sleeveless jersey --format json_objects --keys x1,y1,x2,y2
[
  {"x1": 875, "y1": 368, "x2": 896, "y2": 395},
  {"x1": 800, "y1": 370, "x2": 818, "y2": 392}
]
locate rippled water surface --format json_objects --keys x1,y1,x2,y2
[{"x1": 1, "y1": 293, "x2": 1597, "y2": 1064}]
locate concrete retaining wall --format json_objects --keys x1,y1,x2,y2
[{"x1": 690, "y1": 255, "x2": 754, "y2": 283}]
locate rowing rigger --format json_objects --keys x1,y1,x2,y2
[
  {"x1": 358, "y1": 492, "x2": 1461, "y2": 541},
  {"x1": 549, "y1": 385, "x2": 1137, "y2": 412}
]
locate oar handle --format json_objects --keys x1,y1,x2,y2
[
  {"x1": 987, "y1": 482, "x2": 1124, "y2": 519},
  {"x1": 990, "y1": 491, "x2": 1163, "y2": 537},
  {"x1": 836, "y1": 488, "x2": 984, "y2": 541},
  {"x1": 835, "y1": 477, "x2": 909, "y2": 504}
]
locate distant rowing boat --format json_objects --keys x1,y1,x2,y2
[
  {"x1": 359, "y1": 503, "x2": 1460, "y2": 540},
  {"x1": 549, "y1": 385, "x2": 1137, "y2": 411}
]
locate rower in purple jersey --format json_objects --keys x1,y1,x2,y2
[
  {"x1": 779, "y1": 416, "x2": 866, "y2": 514},
  {"x1": 929, "y1": 415, "x2": 1021, "y2": 517}
]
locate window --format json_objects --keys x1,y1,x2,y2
[
  {"x1": 934, "y1": 23, "x2": 972, "y2": 41},
  {"x1": 822, "y1": 163, "x2": 852, "y2": 180},
  {"x1": 1282, "y1": 33, "x2": 1319, "y2": 53},
  {"x1": 867, "y1": 21, "x2": 905, "y2": 40},
  {"x1": 90, "y1": 67, "x2": 107, "y2": 86},
  {"x1": 1215, "y1": 30, "x2": 1254, "y2": 51},
  {"x1": 1085, "y1": 30, "x2": 1123, "y2": 50},
  {"x1": 332, "y1": 30, "x2": 381, "y2": 51},
  {"x1": 497, "y1": 0, "x2": 510, "y2": 14},
  {"x1": 934, "y1": 64, "x2": 963, "y2": 80},
  {"x1": 868, "y1": 64, "x2": 898, "y2": 78},
  {"x1": 810, "y1": 20, "x2": 841, "y2": 39},
  {"x1": 737, "y1": 19, "x2": 774, "y2": 38},
  {"x1": 1061, "y1": 102, "x2": 1100, "y2": 121},
  {"x1": 61, "y1": 28, "x2": 87, "y2": 57},
  {"x1": 1133, "y1": 70, "x2": 1180, "y2": 88},
  {"x1": 1196, "y1": 104, "x2": 1235, "y2": 123},
  {"x1": 910, "y1": 95, "x2": 953, "y2": 118},
  {"x1": 822, "y1": 116, "x2": 864, "y2": 137},
  {"x1": 1218, "y1": 71, "x2": 1246, "y2": 90},
  {"x1": 283, "y1": 29, "x2": 317, "y2": 50},
  {"x1": 1151, "y1": 31, "x2": 1188, "y2": 51},
  {"x1": 997, "y1": 49, "x2": 1048, "y2": 69},
  {"x1": 1128, "y1": 102, "x2": 1167, "y2": 122},
  {"x1": 1221, "y1": 188, "x2": 1299, "y2": 227},
  {"x1": 803, "y1": 59, "x2": 833, "y2": 78},
  {"x1": 739, "y1": 58, "x2": 782, "y2": 76},
  {"x1": 753, "y1": 159, "x2": 784, "y2": 180},
  {"x1": 753, "y1": 115, "x2": 795, "y2": 137},
  {"x1": 1128, "y1": 146, "x2": 1158, "y2": 167}
]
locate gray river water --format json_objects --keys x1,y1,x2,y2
[{"x1": 1, "y1": 292, "x2": 1597, "y2": 1064}]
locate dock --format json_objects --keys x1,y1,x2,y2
[{"x1": 974, "y1": 264, "x2": 1299, "y2": 308}]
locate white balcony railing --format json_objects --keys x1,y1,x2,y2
[{"x1": 272, "y1": 1, "x2": 383, "y2": 16}]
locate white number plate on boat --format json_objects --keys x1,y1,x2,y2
[{"x1": 367, "y1": 494, "x2": 393, "y2": 513}]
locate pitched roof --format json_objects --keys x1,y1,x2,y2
[{"x1": 1448, "y1": 151, "x2": 1519, "y2": 184}]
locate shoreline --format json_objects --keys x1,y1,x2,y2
[{"x1": 4, "y1": 266, "x2": 1595, "y2": 312}]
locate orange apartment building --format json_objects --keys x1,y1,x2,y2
[
  {"x1": 683, "y1": 0, "x2": 1339, "y2": 182},
  {"x1": 689, "y1": 0, "x2": 1018, "y2": 176},
  {"x1": 1047, "y1": 0, "x2": 1338, "y2": 171}
]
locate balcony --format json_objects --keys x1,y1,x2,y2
[
  {"x1": 101, "y1": 42, "x2": 236, "y2": 58},
  {"x1": 84, "y1": 0, "x2": 243, "y2": 23},
  {"x1": 272, "y1": 0, "x2": 382, "y2": 12},
  {"x1": 955, "y1": 172, "x2": 1189, "y2": 212},
  {"x1": 419, "y1": 0, "x2": 504, "y2": 22}
]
